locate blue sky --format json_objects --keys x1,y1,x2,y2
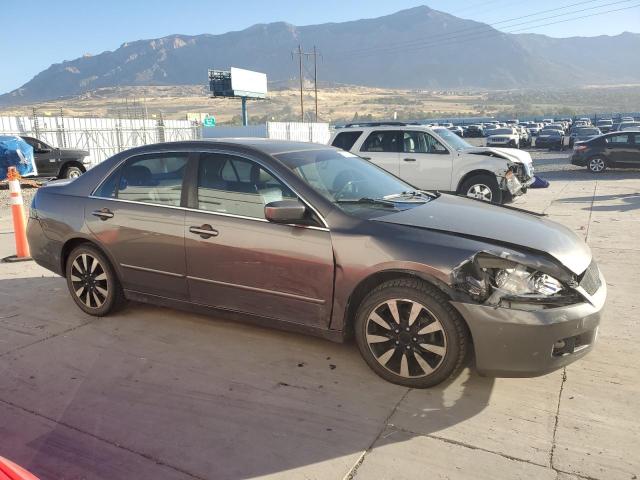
[{"x1": 1, "y1": 0, "x2": 638, "y2": 94}]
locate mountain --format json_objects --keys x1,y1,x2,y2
[{"x1": 2, "y1": 6, "x2": 640, "y2": 106}]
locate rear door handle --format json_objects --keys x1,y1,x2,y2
[
  {"x1": 361, "y1": 156, "x2": 371, "y2": 160},
  {"x1": 403, "y1": 158, "x2": 416, "y2": 162},
  {"x1": 92, "y1": 208, "x2": 114, "y2": 220},
  {"x1": 189, "y1": 224, "x2": 219, "y2": 239}
]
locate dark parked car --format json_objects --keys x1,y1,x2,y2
[
  {"x1": 572, "y1": 131, "x2": 640, "y2": 173},
  {"x1": 465, "y1": 124, "x2": 484, "y2": 138},
  {"x1": 20, "y1": 136, "x2": 90, "y2": 179},
  {"x1": 535, "y1": 129, "x2": 565, "y2": 150},
  {"x1": 569, "y1": 127, "x2": 601, "y2": 147},
  {"x1": 27, "y1": 140, "x2": 605, "y2": 388}
]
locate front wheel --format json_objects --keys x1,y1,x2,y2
[
  {"x1": 354, "y1": 279, "x2": 469, "y2": 388},
  {"x1": 65, "y1": 244, "x2": 125, "y2": 316},
  {"x1": 588, "y1": 156, "x2": 607, "y2": 173},
  {"x1": 460, "y1": 174, "x2": 502, "y2": 203}
]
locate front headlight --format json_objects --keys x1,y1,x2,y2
[{"x1": 493, "y1": 265, "x2": 564, "y2": 296}]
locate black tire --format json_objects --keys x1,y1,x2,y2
[
  {"x1": 459, "y1": 173, "x2": 503, "y2": 204},
  {"x1": 354, "y1": 278, "x2": 469, "y2": 388},
  {"x1": 65, "y1": 244, "x2": 125, "y2": 316},
  {"x1": 587, "y1": 156, "x2": 607, "y2": 173},
  {"x1": 62, "y1": 165, "x2": 84, "y2": 179}
]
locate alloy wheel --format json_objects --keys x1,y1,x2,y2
[
  {"x1": 589, "y1": 158, "x2": 605, "y2": 173},
  {"x1": 365, "y1": 299, "x2": 447, "y2": 378},
  {"x1": 70, "y1": 253, "x2": 109, "y2": 309},
  {"x1": 466, "y1": 184, "x2": 493, "y2": 201},
  {"x1": 68, "y1": 170, "x2": 81, "y2": 179}
]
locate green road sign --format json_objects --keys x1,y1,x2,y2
[{"x1": 203, "y1": 116, "x2": 216, "y2": 127}]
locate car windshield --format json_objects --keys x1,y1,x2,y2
[
  {"x1": 541, "y1": 129, "x2": 561, "y2": 136},
  {"x1": 431, "y1": 128, "x2": 472, "y2": 150},
  {"x1": 275, "y1": 148, "x2": 433, "y2": 214},
  {"x1": 597, "y1": 120, "x2": 613, "y2": 125},
  {"x1": 492, "y1": 128, "x2": 514, "y2": 135},
  {"x1": 577, "y1": 128, "x2": 599, "y2": 135}
]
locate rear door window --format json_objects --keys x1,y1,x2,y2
[
  {"x1": 607, "y1": 134, "x2": 630, "y2": 146},
  {"x1": 102, "y1": 153, "x2": 189, "y2": 206},
  {"x1": 331, "y1": 131, "x2": 362, "y2": 151},
  {"x1": 361, "y1": 131, "x2": 400, "y2": 152}
]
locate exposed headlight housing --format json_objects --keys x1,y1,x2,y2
[
  {"x1": 493, "y1": 265, "x2": 564, "y2": 296},
  {"x1": 452, "y1": 252, "x2": 581, "y2": 309}
]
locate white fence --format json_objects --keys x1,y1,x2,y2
[
  {"x1": 267, "y1": 122, "x2": 330, "y2": 144},
  {"x1": 202, "y1": 122, "x2": 330, "y2": 144},
  {"x1": 0, "y1": 115, "x2": 201, "y2": 166},
  {"x1": 203, "y1": 124, "x2": 268, "y2": 139}
]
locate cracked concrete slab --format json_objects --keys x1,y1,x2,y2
[
  {"x1": 387, "y1": 369, "x2": 561, "y2": 467},
  {"x1": 350, "y1": 427, "x2": 557, "y2": 480}
]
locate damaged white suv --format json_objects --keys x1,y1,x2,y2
[{"x1": 330, "y1": 123, "x2": 534, "y2": 203}]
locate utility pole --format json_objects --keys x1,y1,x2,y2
[
  {"x1": 292, "y1": 45, "x2": 321, "y2": 122},
  {"x1": 294, "y1": 45, "x2": 305, "y2": 121},
  {"x1": 313, "y1": 45, "x2": 319, "y2": 122}
]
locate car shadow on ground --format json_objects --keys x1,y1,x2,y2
[
  {"x1": 558, "y1": 192, "x2": 640, "y2": 212},
  {"x1": 536, "y1": 168, "x2": 640, "y2": 182},
  {"x1": 0, "y1": 276, "x2": 495, "y2": 480}
]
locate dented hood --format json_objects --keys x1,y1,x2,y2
[
  {"x1": 377, "y1": 194, "x2": 591, "y2": 275},
  {"x1": 464, "y1": 147, "x2": 533, "y2": 166}
]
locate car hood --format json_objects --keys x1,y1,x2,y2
[
  {"x1": 464, "y1": 146, "x2": 533, "y2": 166},
  {"x1": 376, "y1": 194, "x2": 591, "y2": 275},
  {"x1": 57, "y1": 148, "x2": 89, "y2": 158}
]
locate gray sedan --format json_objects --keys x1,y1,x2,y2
[{"x1": 26, "y1": 139, "x2": 606, "y2": 387}]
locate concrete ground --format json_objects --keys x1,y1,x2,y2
[{"x1": 0, "y1": 150, "x2": 638, "y2": 480}]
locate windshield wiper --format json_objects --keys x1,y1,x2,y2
[
  {"x1": 383, "y1": 190, "x2": 436, "y2": 200},
  {"x1": 335, "y1": 197, "x2": 397, "y2": 207}
]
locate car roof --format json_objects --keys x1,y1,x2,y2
[
  {"x1": 335, "y1": 125, "x2": 433, "y2": 132},
  {"x1": 139, "y1": 138, "x2": 336, "y2": 156}
]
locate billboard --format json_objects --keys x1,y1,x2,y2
[
  {"x1": 209, "y1": 68, "x2": 267, "y2": 99},
  {"x1": 230, "y1": 67, "x2": 267, "y2": 99}
]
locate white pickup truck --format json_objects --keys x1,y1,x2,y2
[{"x1": 329, "y1": 123, "x2": 534, "y2": 203}]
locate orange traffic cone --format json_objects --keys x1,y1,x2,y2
[
  {"x1": 4, "y1": 166, "x2": 31, "y2": 261},
  {"x1": 0, "y1": 455, "x2": 41, "y2": 480}
]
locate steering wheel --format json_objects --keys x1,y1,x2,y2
[{"x1": 333, "y1": 169, "x2": 366, "y2": 200}]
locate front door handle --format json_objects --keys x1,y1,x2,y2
[
  {"x1": 403, "y1": 157, "x2": 416, "y2": 162},
  {"x1": 360, "y1": 156, "x2": 371, "y2": 160},
  {"x1": 189, "y1": 224, "x2": 219, "y2": 239},
  {"x1": 92, "y1": 208, "x2": 114, "y2": 220}
]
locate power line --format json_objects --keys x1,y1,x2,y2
[
  {"x1": 331, "y1": 1, "x2": 639, "y2": 62},
  {"x1": 292, "y1": 45, "x2": 321, "y2": 122},
  {"x1": 335, "y1": 0, "x2": 617, "y2": 59}
]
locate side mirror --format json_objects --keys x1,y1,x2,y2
[
  {"x1": 36, "y1": 143, "x2": 51, "y2": 153},
  {"x1": 264, "y1": 200, "x2": 307, "y2": 224}
]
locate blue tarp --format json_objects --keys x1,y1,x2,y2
[{"x1": 0, "y1": 136, "x2": 37, "y2": 180}]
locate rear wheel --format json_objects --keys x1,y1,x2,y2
[
  {"x1": 460, "y1": 174, "x2": 502, "y2": 203},
  {"x1": 62, "y1": 165, "x2": 83, "y2": 179},
  {"x1": 588, "y1": 156, "x2": 606, "y2": 173},
  {"x1": 65, "y1": 244, "x2": 125, "y2": 316},
  {"x1": 354, "y1": 279, "x2": 469, "y2": 388}
]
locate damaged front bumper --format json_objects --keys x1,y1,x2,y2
[
  {"x1": 500, "y1": 163, "x2": 534, "y2": 197},
  {"x1": 452, "y1": 269, "x2": 606, "y2": 377}
]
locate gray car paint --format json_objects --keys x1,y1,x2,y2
[
  {"x1": 26, "y1": 139, "x2": 605, "y2": 378},
  {"x1": 377, "y1": 193, "x2": 591, "y2": 275}
]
